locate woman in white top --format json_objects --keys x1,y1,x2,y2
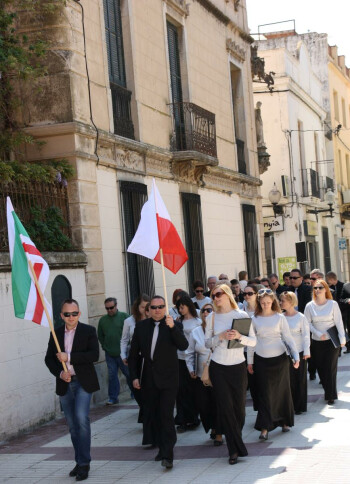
[
  {"x1": 174, "y1": 294, "x2": 202, "y2": 433},
  {"x1": 186, "y1": 303, "x2": 223, "y2": 446},
  {"x1": 247, "y1": 288, "x2": 299, "y2": 441},
  {"x1": 304, "y1": 279, "x2": 345, "y2": 405},
  {"x1": 192, "y1": 280, "x2": 212, "y2": 310},
  {"x1": 121, "y1": 294, "x2": 150, "y2": 363},
  {"x1": 280, "y1": 291, "x2": 310, "y2": 414},
  {"x1": 169, "y1": 289, "x2": 186, "y2": 321},
  {"x1": 205, "y1": 284, "x2": 256, "y2": 465}
]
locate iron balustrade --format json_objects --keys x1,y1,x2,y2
[
  {"x1": 111, "y1": 83, "x2": 135, "y2": 140},
  {"x1": 169, "y1": 102, "x2": 217, "y2": 157}
]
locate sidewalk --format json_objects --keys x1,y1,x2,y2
[{"x1": 1, "y1": 354, "x2": 350, "y2": 483}]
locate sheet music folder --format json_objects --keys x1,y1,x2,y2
[
  {"x1": 227, "y1": 318, "x2": 252, "y2": 349},
  {"x1": 327, "y1": 326, "x2": 341, "y2": 348}
]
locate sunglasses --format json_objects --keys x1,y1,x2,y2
[
  {"x1": 289, "y1": 276, "x2": 301, "y2": 280},
  {"x1": 105, "y1": 305, "x2": 116, "y2": 311},
  {"x1": 244, "y1": 292, "x2": 255, "y2": 297},
  {"x1": 63, "y1": 311, "x2": 79, "y2": 317},
  {"x1": 150, "y1": 305, "x2": 166, "y2": 310},
  {"x1": 195, "y1": 289, "x2": 204, "y2": 293},
  {"x1": 270, "y1": 281, "x2": 278, "y2": 285},
  {"x1": 257, "y1": 288, "x2": 273, "y2": 296},
  {"x1": 202, "y1": 307, "x2": 213, "y2": 313},
  {"x1": 310, "y1": 277, "x2": 318, "y2": 281},
  {"x1": 212, "y1": 291, "x2": 224, "y2": 299},
  {"x1": 314, "y1": 286, "x2": 325, "y2": 291}
]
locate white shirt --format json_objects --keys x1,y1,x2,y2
[
  {"x1": 304, "y1": 299, "x2": 345, "y2": 344},
  {"x1": 285, "y1": 312, "x2": 310, "y2": 355},
  {"x1": 178, "y1": 317, "x2": 202, "y2": 360},
  {"x1": 120, "y1": 315, "x2": 136, "y2": 360},
  {"x1": 191, "y1": 296, "x2": 212, "y2": 309},
  {"x1": 247, "y1": 313, "x2": 299, "y2": 364},
  {"x1": 205, "y1": 309, "x2": 256, "y2": 366},
  {"x1": 186, "y1": 325, "x2": 211, "y2": 378},
  {"x1": 169, "y1": 306, "x2": 180, "y2": 321}
]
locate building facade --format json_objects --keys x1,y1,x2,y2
[{"x1": 0, "y1": 0, "x2": 265, "y2": 438}]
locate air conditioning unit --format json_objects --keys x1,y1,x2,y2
[
  {"x1": 342, "y1": 189, "x2": 350, "y2": 204},
  {"x1": 281, "y1": 175, "x2": 291, "y2": 197}
]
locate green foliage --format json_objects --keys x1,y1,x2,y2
[
  {"x1": 26, "y1": 205, "x2": 72, "y2": 251},
  {"x1": 0, "y1": 159, "x2": 74, "y2": 184}
]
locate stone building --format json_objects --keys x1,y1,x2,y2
[{"x1": 0, "y1": 0, "x2": 264, "y2": 439}]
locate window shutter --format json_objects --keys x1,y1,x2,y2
[
  {"x1": 242, "y1": 205, "x2": 260, "y2": 278},
  {"x1": 103, "y1": 0, "x2": 126, "y2": 87},
  {"x1": 167, "y1": 21, "x2": 183, "y2": 104}
]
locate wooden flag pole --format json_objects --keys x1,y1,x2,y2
[
  {"x1": 26, "y1": 256, "x2": 68, "y2": 372},
  {"x1": 159, "y1": 248, "x2": 169, "y2": 315}
]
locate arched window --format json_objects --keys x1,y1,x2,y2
[{"x1": 51, "y1": 275, "x2": 72, "y2": 329}]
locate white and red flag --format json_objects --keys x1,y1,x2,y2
[
  {"x1": 127, "y1": 179, "x2": 188, "y2": 274},
  {"x1": 6, "y1": 197, "x2": 51, "y2": 326}
]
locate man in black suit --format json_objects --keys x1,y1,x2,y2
[
  {"x1": 45, "y1": 299, "x2": 100, "y2": 481},
  {"x1": 326, "y1": 271, "x2": 344, "y2": 302},
  {"x1": 338, "y1": 281, "x2": 350, "y2": 353},
  {"x1": 128, "y1": 295, "x2": 188, "y2": 470},
  {"x1": 289, "y1": 268, "x2": 312, "y2": 314}
]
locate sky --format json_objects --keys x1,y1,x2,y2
[{"x1": 246, "y1": 0, "x2": 350, "y2": 64}]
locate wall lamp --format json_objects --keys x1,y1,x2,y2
[
  {"x1": 268, "y1": 183, "x2": 283, "y2": 216},
  {"x1": 306, "y1": 188, "x2": 335, "y2": 219}
]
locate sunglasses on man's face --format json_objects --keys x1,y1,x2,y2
[
  {"x1": 63, "y1": 311, "x2": 79, "y2": 317},
  {"x1": 202, "y1": 307, "x2": 213, "y2": 313},
  {"x1": 289, "y1": 276, "x2": 301, "y2": 280},
  {"x1": 212, "y1": 291, "x2": 224, "y2": 299},
  {"x1": 310, "y1": 277, "x2": 318, "y2": 281},
  {"x1": 244, "y1": 292, "x2": 255, "y2": 297},
  {"x1": 150, "y1": 305, "x2": 166, "y2": 310},
  {"x1": 105, "y1": 305, "x2": 116, "y2": 311},
  {"x1": 195, "y1": 289, "x2": 204, "y2": 293}
]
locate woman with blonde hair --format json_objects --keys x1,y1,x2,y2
[
  {"x1": 247, "y1": 288, "x2": 299, "y2": 440},
  {"x1": 304, "y1": 279, "x2": 345, "y2": 405},
  {"x1": 205, "y1": 284, "x2": 256, "y2": 465},
  {"x1": 280, "y1": 291, "x2": 310, "y2": 414}
]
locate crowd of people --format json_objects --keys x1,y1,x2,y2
[{"x1": 44, "y1": 268, "x2": 350, "y2": 480}]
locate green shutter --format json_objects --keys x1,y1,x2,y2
[{"x1": 103, "y1": 0, "x2": 126, "y2": 87}]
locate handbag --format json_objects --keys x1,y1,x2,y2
[{"x1": 201, "y1": 313, "x2": 215, "y2": 387}]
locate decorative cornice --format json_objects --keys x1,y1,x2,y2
[
  {"x1": 0, "y1": 250, "x2": 87, "y2": 272},
  {"x1": 226, "y1": 38, "x2": 246, "y2": 62},
  {"x1": 163, "y1": 0, "x2": 189, "y2": 16}
]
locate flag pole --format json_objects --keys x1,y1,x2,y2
[{"x1": 26, "y1": 255, "x2": 68, "y2": 372}]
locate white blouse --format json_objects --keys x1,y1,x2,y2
[
  {"x1": 191, "y1": 296, "x2": 212, "y2": 309},
  {"x1": 169, "y1": 306, "x2": 180, "y2": 321},
  {"x1": 205, "y1": 309, "x2": 256, "y2": 366},
  {"x1": 285, "y1": 312, "x2": 310, "y2": 355},
  {"x1": 304, "y1": 299, "x2": 345, "y2": 344},
  {"x1": 247, "y1": 313, "x2": 299, "y2": 364},
  {"x1": 120, "y1": 315, "x2": 136, "y2": 360},
  {"x1": 178, "y1": 317, "x2": 202, "y2": 360},
  {"x1": 186, "y1": 325, "x2": 211, "y2": 378}
]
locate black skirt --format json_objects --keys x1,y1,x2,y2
[
  {"x1": 311, "y1": 339, "x2": 339, "y2": 400},
  {"x1": 174, "y1": 359, "x2": 199, "y2": 426},
  {"x1": 289, "y1": 352, "x2": 307, "y2": 413},
  {"x1": 209, "y1": 360, "x2": 248, "y2": 457},
  {"x1": 194, "y1": 377, "x2": 217, "y2": 434},
  {"x1": 254, "y1": 353, "x2": 294, "y2": 431}
]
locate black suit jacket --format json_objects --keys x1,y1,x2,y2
[
  {"x1": 291, "y1": 282, "x2": 312, "y2": 314},
  {"x1": 330, "y1": 280, "x2": 344, "y2": 303},
  {"x1": 128, "y1": 317, "x2": 188, "y2": 390},
  {"x1": 45, "y1": 322, "x2": 100, "y2": 396},
  {"x1": 339, "y1": 282, "x2": 350, "y2": 320}
]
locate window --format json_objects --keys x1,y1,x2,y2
[
  {"x1": 333, "y1": 90, "x2": 339, "y2": 121},
  {"x1": 314, "y1": 132, "x2": 320, "y2": 172},
  {"x1": 181, "y1": 193, "x2": 207, "y2": 294},
  {"x1": 342, "y1": 98, "x2": 347, "y2": 127},
  {"x1": 103, "y1": 0, "x2": 134, "y2": 139},
  {"x1": 231, "y1": 64, "x2": 247, "y2": 174},
  {"x1": 120, "y1": 181, "x2": 155, "y2": 309},
  {"x1": 338, "y1": 149, "x2": 343, "y2": 185},
  {"x1": 242, "y1": 205, "x2": 259, "y2": 278},
  {"x1": 51, "y1": 275, "x2": 72, "y2": 329},
  {"x1": 298, "y1": 120, "x2": 307, "y2": 196}
]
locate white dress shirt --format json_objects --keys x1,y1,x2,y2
[
  {"x1": 304, "y1": 300, "x2": 345, "y2": 344},
  {"x1": 120, "y1": 315, "x2": 135, "y2": 360},
  {"x1": 177, "y1": 317, "x2": 202, "y2": 360},
  {"x1": 285, "y1": 312, "x2": 310, "y2": 354},
  {"x1": 205, "y1": 309, "x2": 256, "y2": 366},
  {"x1": 247, "y1": 313, "x2": 299, "y2": 364},
  {"x1": 186, "y1": 325, "x2": 211, "y2": 378}
]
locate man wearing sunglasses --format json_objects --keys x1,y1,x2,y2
[
  {"x1": 289, "y1": 268, "x2": 312, "y2": 314},
  {"x1": 98, "y1": 298, "x2": 132, "y2": 406},
  {"x1": 128, "y1": 296, "x2": 188, "y2": 470},
  {"x1": 45, "y1": 299, "x2": 100, "y2": 481}
]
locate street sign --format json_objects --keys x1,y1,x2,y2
[{"x1": 339, "y1": 238, "x2": 347, "y2": 250}]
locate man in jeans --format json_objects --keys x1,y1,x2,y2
[
  {"x1": 45, "y1": 299, "x2": 99, "y2": 481},
  {"x1": 98, "y1": 297, "x2": 132, "y2": 405}
]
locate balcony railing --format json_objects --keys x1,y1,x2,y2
[
  {"x1": 0, "y1": 181, "x2": 72, "y2": 252},
  {"x1": 111, "y1": 83, "x2": 135, "y2": 140},
  {"x1": 169, "y1": 102, "x2": 217, "y2": 157},
  {"x1": 236, "y1": 138, "x2": 246, "y2": 174}
]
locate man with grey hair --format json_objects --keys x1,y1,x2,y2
[
  {"x1": 310, "y1": 269, "x2": 324, "y2": 287},
  {"x1": 204, "y1": 275, "x2": 218, "y2": 297}
]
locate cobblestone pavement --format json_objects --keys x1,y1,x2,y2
[{"x1": 2, "y1": 355, "x2": 350, "y2": 483}]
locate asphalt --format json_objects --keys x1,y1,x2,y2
[{"x1": 1, "y1": 354, "x2": 350, "y2": 483}]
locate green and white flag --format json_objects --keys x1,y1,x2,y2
[{"x1": 6, "y1": 197, "x2": 51, "y2": 326}]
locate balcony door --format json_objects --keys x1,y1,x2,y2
[{"x1": 242, "y1": 204, "x2": 260, "y2": 278}]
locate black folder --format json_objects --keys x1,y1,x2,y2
[
  {"x1": 327, "y1": 326, "x2": 341, "y2": 348},
  {"x1": 282, "y1": 340, "x2": 296, "y2": 364},
  {"x1": 227, "y1": 318, "x2": 252, "y2": 349}
]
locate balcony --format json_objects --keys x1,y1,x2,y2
[
  {"x1": 169, "y1": 102, "x2": 217, "y2": 157},
  {"x1": 111, "y1": 83, "x2": 135, "y2": 140}
]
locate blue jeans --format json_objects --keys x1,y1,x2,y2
[
  {"x1": 105, "y1": 352, "x2": 133, "y2": 401},
  {"x1": 60, "y1": 378, "x2": 92, "y2": 466}
]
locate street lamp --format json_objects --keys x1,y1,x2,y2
[
  {"x1": 306, "y1": 188, "x2": 335, "y2": 219},
  {"x1": 268, "y1": 183, "x2": 283, "y2": 216}
]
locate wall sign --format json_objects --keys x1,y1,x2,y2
[{"x1": 263, "y1": 216, "x2": 284, "y2": 233}]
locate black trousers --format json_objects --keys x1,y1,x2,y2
[
  {"x1": 289, "y1": 352, "x2": 307, "y2": 413},
  {"x1": 254, "y1": 353, "x2": 294, "y2": 431},
  {"x1": 194, "y1": 377, "x2": 217, "y2": 434},
  {"x1": 210, "y1": 360, "x2": 248, "y2": 457},
  {"x1": 312, "y1": 339, "x2": 339, "y2": 400},
  {"x1": 308, "y1": 338, "x2": 317, "y2": 377},
  {"x1": 141, "y1": 385, "x2": 177, "y2": 459},
  {"x1": 175, "y1": 359, "x2": 199, "y2": 426}
]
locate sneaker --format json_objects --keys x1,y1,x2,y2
[{"x1": 106, "y1": 399, "x2": 118, "y2": 406}]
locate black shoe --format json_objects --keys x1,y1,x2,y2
[
  {"x1": 210, "y1": 431, "x2": 216, "y2": 440},
  {"x1": 309, "y1": 374, "x2": 316, "y2": 381},
  {"x1": 155, "y1": 452, "x2": 162, "y2": 462},
  {"x1": 229, "y1": 454, "x2": 238, "y2": 465},
  {"x1": 161, "y1": 459, "x2": 173, "y2": 469},
  {"x1": 69, "y1": 465, "x2": 80, "y2": 477},
  {"x1": 344, "y1": 349, "x2": 350, "y2": 354},
  {"x1": 259, "y1": 431, "x2": 268, "y2": 441},
  {"x1": 328, "y1": 399, "x2": 335, "y2": 405},
  {"x1": 76, "y1": 465, "x2": 90, "y2": 481},
  {"x1": 186, "y1": 421, "x2": 200, "y2": 430},
  {"x1": 176, "y1": 424, "x2": 187, "y2": 433},
  {"x1": 282, "y1": 426, "x2": 290, "y2": 433},
  {"x1": 214, "y1": 439, "x2": 223, "y2": 447},
  {"x1": 295, "y1": 411, "x2": 302, "y2": 415}
]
